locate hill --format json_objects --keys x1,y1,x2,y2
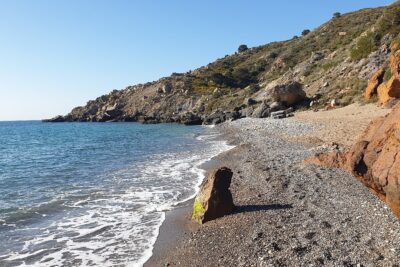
[{"x1": 46, "y1": 2, "x2": 400, "y2": 124}]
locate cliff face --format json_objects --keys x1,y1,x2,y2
[{"x1": 46, "y1": 4, "x2": 400, "y2": 124}]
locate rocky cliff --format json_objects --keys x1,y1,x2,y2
[{"x1": 45, "y1": 3, "x2": 400, "y2": 124}]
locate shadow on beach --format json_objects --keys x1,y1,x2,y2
[{"x1": 234, "y1": 204, "x2": 293, "y2": 214}]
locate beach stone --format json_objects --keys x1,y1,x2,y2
[{"x1": 192, "y1": 167, "x2": 234, "y2": 224}]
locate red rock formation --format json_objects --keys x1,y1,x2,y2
[
  {"x1": 364, "y1": 45, "x2": 400, "y2": 105},
  {"x1": 364, "y1": 68, "x2": 385, "y2": 100},
  {"x1": 377, "y1": 77, "x2": 400, "y2": 105},
  {"x1": 308, "y1": 104, "x2": 400, "y2": 218},
  {"x1": 390, "y1": 47, "x2": 400, "y2": 77}
]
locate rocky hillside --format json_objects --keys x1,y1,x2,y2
[{"x1": 46, "y1": 3, "x2": 400, "y2": 124}]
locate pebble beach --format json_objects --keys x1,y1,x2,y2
[{"x1": 146, "y1": 104, "x2": 400, "y2": 267}]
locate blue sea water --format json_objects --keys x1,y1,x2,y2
[{"x1": 0, "y1": 121, "x2": 231, "y2": 266}]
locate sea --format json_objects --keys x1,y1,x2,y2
[{"x1": 0, "y1": 121, "x2": 232, "y2": 266}]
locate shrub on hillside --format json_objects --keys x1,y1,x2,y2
[
  {"x1": 333, "y1": 12, "x2": 341, "y2": 19},
  {"x1": 350, "y1": 32, "x2": 380, "y2": 60},
  {"x1": 238, "y1": 44, "x2": 248, "y2": 53}
]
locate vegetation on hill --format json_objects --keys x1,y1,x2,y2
[{"x1": 47, "y1": 2, "x2": 400, "y2": 124}]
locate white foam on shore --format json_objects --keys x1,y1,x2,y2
[{"x1": 1, "y1": 126, "x2": 234, "y2": 267}]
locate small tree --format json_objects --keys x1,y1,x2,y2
[
  {"x1": 302, "y1": 29, "x2": 311, "y2": 36},
  {"x1": 238, "y1": 44, "x2": 248, "y2": 53},
  {"x1": 333, "y1": 12, "x2": 341, "y2": 18}
]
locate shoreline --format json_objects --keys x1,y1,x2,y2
[
  {"x1": 144, "y1": 127, "x2": 236, "y2": 267},
  {"x1": 144, "y1": 104, "x2": 400, "y2": 266}
]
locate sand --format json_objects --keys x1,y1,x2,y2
[{"x1": 289, "y1": 103, "x2": 390, "y2": 148}]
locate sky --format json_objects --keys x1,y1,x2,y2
[{"x1": 0, "y1": 0, "x2": 395, "y2": 120}]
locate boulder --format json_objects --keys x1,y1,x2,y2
[
  {"x1": 270, "y1": 101, "x2": 284, "y2": 112},
  {"x1": 310, "y1": 51, "x2": 324, "y2": 63},
  {"x1": 181, "y1": 113, "x2": 202, "y2": 125},
  {"x1": 239, "y1": 107, "x2": 254, "y2": 118},
  {"x1": 307, "y1": 104, "x2": 400, "y2": 218},
  {"x1": 192, "y1": 167, "x2": 234, "y2": 224},
  {"x1": 271, "y1": 107, "x2": 294, "y2": 119},
  {"x1": 224, "y1": 111, "x2": 240, "y2": 121},
  {"x1": 203, "y1": 111, "x2": 225, "y2": 125},
  {"x1": 377, "y1": 77, "x2": 400, "y2": 105},
  {"x1": 270, "y1": 81, "x2": 306, "y2": 106},
  {"x1": 364, "y1": 68, "x2": 385, "y2": 100},
  {"x1": 251, "y1": 102, "x2": 270, "y2": 118}
]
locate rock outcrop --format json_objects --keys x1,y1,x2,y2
[
  {"x1": 365, "y1": 44, "x2": 400, "y2": 105},
  {"x1": 377, "y1": 77, "x2": 400, "y2": 105},
  {"x1": 308, "y1": 104, "x2": 400, "y2": 218},
  {"x1": 192, "y1": 167, "x2": 234, "y2": 224},
  {"x1": 364, "y1": 68, "x2": 385, "y2": 100}
]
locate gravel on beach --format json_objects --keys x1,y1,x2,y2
[{"x1": 146, "y1": 110, "x2": 400, "y2": 267}]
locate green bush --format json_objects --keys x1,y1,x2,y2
[
  {"x1": 384, "y1": 67, "x2": 392, "y2": 81},
  {"x1": 238, "y1": 44, "x2": 248, "y2": 53},
  {"x1": 350, "y1": 32, "x2": 380, "y2": 60},
  {"x1": 376, "y1": 6, "x2": 400, "y2": 35},
  {"x1": 333, "y1": 12, "x2": 341, "y2": 19}
]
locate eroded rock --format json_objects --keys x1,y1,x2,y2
[
  {"x1": 192, "y1": 167, "x2": 234, "y2": 224},
  {"x1": 365, "y1": 45, "x2": 400, "y2": 105},
  {"x1": 377, "y1": 77, "x2": 400, "y2": 105},
  {"x1": 364, "y1": 68, "x2": 385, "y2": 100}
]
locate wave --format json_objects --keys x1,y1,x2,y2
[{"x1": 0, "y1": 126, "x2": 234, "y2": 267}]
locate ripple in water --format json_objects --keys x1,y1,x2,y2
[{"x1": 0, "y1": 121, "x2": 233, "y2": 266}]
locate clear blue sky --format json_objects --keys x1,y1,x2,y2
[{"x1": 0, "y1": 0, "x2": 394, "y2": 120}]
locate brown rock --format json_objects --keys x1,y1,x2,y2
[
  {"x1": 390, "y1": 49, "x2": 400, "y2": 78},
  {"x1": 364, "y1": 68, "x2": 385, "y2": 100},
  {"x1": 304, "y1": 151, "x2": 345, "y2": 168},
  {"x1": 377, "y1": 77, "x2": 400, "y2": 105},
  {"x1": 365, "y1": 47, "x2": 400, "y2": 105},
  {"x1": 270, "y1": 81, "x2": 306, "y2": 106},
  {"x1": 192, "y1": 167, "x2": 234, "y2": 224}
]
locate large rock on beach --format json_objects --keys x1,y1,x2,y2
[
  {"x1": 270, "y1": 81, "x2": 306, "y2": 106},
  {"x1": 192, "y1": 167, "x2": 234, "y2": 224}
]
